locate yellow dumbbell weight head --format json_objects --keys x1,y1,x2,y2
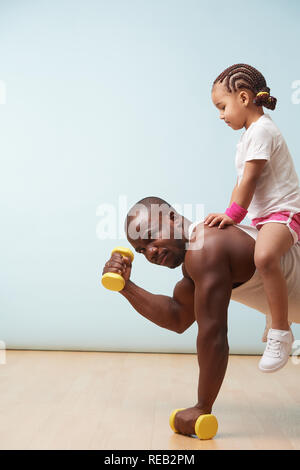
[
  {"x1": 194, "y1": 414, "x2": 218, "y2": 440},
  {"x1": 101, "y1": 246, "x2": 134, "y2": 292},
  {"x1": 169, "y1": 408, "x2": 186, "y2": 433},
  {"x1": 101, "y1": 272, "x2": 126, "y2": 291}
]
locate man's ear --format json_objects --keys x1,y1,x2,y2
[
  {"x1": 169, "y1": 210, "x2": 181, "y2": 225},
  {"x1": 169, "y1": 211, "x2": 183, "y2": 229}
]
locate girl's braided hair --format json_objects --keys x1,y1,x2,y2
[{"x1": 213, "y1": 64, "x2": 277, "y2": 110}]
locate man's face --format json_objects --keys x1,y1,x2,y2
[{"x1": 126, "y1": 208, "x2": 187, "y2": 269}]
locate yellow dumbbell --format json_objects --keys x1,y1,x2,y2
[
  {"x1": 169, "y1": 408, "x2": 218, "y2": 440},
  {"x1": 101, "y1": 246, "x2": 134, "y2": 292},
  {"x1": 169, "y1": 408, "x2": 186, "y2": 433}
]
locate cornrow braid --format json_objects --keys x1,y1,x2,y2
[{"x1": 213, "y1": 63, "x2": 277, "y2": 110}]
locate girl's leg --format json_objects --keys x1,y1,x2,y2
[{"x1": 254, "y1": 222, "x2": 294, "y2": 330}]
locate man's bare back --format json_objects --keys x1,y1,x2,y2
[{"x1": 183, "y1": 222, "x2": 256, "y2": 289}]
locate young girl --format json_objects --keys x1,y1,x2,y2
[{"x1": 205, "y1": 63, "x2": 300, "y2": 373}]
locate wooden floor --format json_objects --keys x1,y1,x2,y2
[{"x1": 0, "y1": 351, "x2": 300, "y2": 450}]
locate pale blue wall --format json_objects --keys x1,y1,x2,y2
[{"x1": 0, "y1": 0, "x2": 299, "y2": 353}]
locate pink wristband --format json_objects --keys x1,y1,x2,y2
[{"x1": 225, "y1": 202, "x2": 248, "y2": 224}]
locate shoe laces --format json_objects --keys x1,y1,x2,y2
[{"x1": 265, "y1": 337, "x2": 281, "y2": 357}]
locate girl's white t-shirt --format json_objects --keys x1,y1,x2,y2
[{"x1": 235, "y1": 113, "x2": 300, "y2": 220}]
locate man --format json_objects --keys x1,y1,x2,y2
[{"x1": 102, "y1": 196, "x2": 300, "y2": 436}]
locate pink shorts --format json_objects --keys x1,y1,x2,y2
[{"x1": 251, "y1": 211, "x2": 300, "y2": 245}]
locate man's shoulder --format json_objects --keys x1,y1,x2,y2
[
  {"x1": 183, "y1": 225, "x2": 229, "y2": 278},
  {"x1": 183, "y1": 224, "x2": 255, "y2": 281}
]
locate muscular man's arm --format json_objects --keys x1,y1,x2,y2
[
  {"x1": 187, "y1": 233, "x2": 232, "y2": 413},
  {"x1": 119, "y1": 275, "x2": 195, "y2": 334}
]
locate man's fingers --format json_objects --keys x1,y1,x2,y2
[
  {"x1": 122, "y1": 256, "x2": 132, "y2": 266},
  {"x1": 111, "y1": 253, "x2": 123, "y2": 261},
  {"x1": 174, "y1": 410, "x2": 194, "y2": 436},
  {"x1": 103, "y1": 256, "x2": 126, "y2": 275}
]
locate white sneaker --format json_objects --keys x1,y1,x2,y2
[{"x1": 258, "y1": 328, "x2": 294, "y2": 373}]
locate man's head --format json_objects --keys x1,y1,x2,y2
[{"x1": 124, "y1": 196, "x2": 191, "y2": 269}]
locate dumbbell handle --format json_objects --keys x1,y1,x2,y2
[{"x1": 101, "y1": 246, "x2": 134, "y2": 292}]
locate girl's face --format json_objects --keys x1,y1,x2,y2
[{"x1": 211, "y1": 82, "x2": 250, "y2": 130}]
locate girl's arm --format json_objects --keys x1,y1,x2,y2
[
  {"x1": 229, "y1": 178, "x2": 239, "y2": 207},
  {"x1": 232, "y1": 178, "x2": 257, "y2": 209},
  {"x1": 232, "y1": 160, "x2": 267, "y2": 209},
  {"x1": 205, "y1": 160, "x2": 267, "y2": 227}
]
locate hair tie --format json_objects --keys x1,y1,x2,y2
[
  {"x1": 254, "y1": 89, "x2": 276, "y2": 110},
  {"x1": 256, "y1": 91, "x2": 270, "y2": 97}
]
